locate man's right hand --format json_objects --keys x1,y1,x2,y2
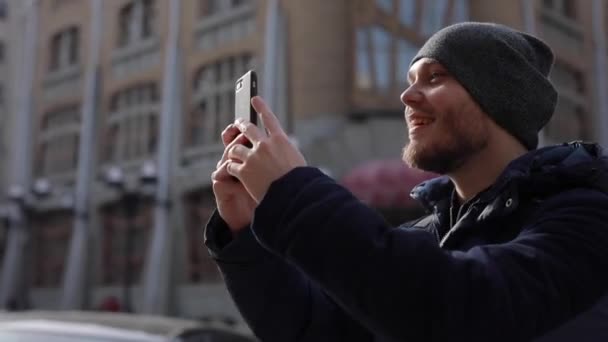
[{"x1": 212, "y1": 124, "x2": 257, "y2": 235}]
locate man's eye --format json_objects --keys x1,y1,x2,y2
[{"x1": 429, "y1": 72, "x2": 443, "y2": 82}]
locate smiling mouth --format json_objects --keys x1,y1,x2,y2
[{"x1": 409, "y1": 117, "x2": 436, "y2": 133}]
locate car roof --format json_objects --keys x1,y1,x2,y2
[
  {"x1": 0, "y1": 310, "x2": 254, "y2": 339},
  {"x1": 0, "y1": 319, "x2": 167, "y2": 341}
]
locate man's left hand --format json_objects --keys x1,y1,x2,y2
[{"x1": 226, "y1": 96, "x2": 307, "y2": 203}]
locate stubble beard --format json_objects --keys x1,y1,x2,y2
[{"x1": 402, "y1": 116, "x2": 489, "y2": 175}]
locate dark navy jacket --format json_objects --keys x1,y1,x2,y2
[{"x1": 205, "y1": 142, "x2": 608, "y2": 341}]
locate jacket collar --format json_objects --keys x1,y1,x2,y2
[{"x1": 410, "y1": 142, "x2": 608, "y2": 213}]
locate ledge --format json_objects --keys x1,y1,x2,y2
[
  {"x1": 194, "y1": 4, "x2": 255, "y2": 34},
  {"x1": 539, "y1": 8, "x2": 583, "y2": 40},
  {"x1": 43, "y1": 65, "x2": 82, "y2": 89},
  {"x1": 111, "y1": 37, "x2": 160, "y2": 65}
]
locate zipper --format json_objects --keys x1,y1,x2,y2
[{"x1": 441, "y1": 198, "x2": 481, "y2": 247}]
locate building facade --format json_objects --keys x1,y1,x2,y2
[
  {"x1": 0, "y1": 0, "x2": 8, "y2": 285},
  {"x1": 0, "y1": 0, "x2": 606, "y2": 324}
]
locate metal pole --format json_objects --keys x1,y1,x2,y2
[
  {"x1": 141, "y1": 0, "x2": 181, "y2": 314},
  {"x1": 122, "y1": 193, "x2": 138, "y2": 312},
  {"x1": 61, "y1": 0, "x2": 104, "y2": 310},
  {"x1": 0, "y1": 0, "x2": 38, "y2": 309},
  {"x1": 262, "y1": 0, "x2": 281, "y2": 125},
  {"x1": 520, "y1": 0, "x2": 547, "y2": 147},
  {"x1": 275, "y1": 3, "x2": 289, "y2": 132},
  {"x1": 591, "y1": 0, "x2": 608, "y2": 147}
]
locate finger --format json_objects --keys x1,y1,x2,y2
[
  {"x1": 228, "y1": 144, "x2": 252, "y2": 162},
  {"x1": 221, "y1": 124, "x2": 241, "y2": 147},
  {"x1": 235, "y1": 120, "x2": 264, "y2": 144},
  {"x1": 212, "y1": 176, "x2": 243, "y2": 198},
  {"x1": 226, "y1": 160, "x2": 244, "y2": 178},
  {"x1": 217, "y1": 133, "x2": 250, "y2": 168},
  {"x1": 251, "y1": 96, "x2": 285, "y2": 136},
  {"x1": 212, "y1": 160, "x2": 237, "y2": 182}
]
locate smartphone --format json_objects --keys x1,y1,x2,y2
[{"x1": 235, "y1": 70, "x2": 258, "y2": 125}]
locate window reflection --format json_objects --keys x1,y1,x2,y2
[
  {"x1": 376, "y1": 0, "x2": 393, "y2": 12},
  {"x1": 190, "y1": 54, "x2": 255, "y2": 147},
  {"x1": 397, "y1": 39, "x2": 418, "y2": 86},
  {"x1": 422, "y1": 0, "x2": 450, "y2": 36},
  {"x1": 371, "y1": 26, "x2": 392, "y2": 92},
  {"x1": 399, "y1": 0, "x2": 416, "y2": 27},
  {"x1": 452, "y1": 0, "x2": 469, "y2": 22},
  {"x1": 356, "y1": 28, "x2": 372, "y2": 90},
  {"x1": 354, "y1": 0, "x2": 470, "y2": 96}
]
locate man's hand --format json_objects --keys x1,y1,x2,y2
[
  {"x1": 226, "y1": 96, "x2": 307, "y2": 203},
  {"x1": 212, "y1": 124, "x2": 257, "y2": 234}
]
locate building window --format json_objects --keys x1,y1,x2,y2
[
  {"x1": 421, "y1": 0, "x2": 450, "y2": 36},
  {"x1": 376, "y1": 0, "x2": 394, "y2": 12},
  {"x1": 0, "y1": 216, "x2": 7, "y2": 267},
  {"x1": 355, "y1": 26, "x2": 394, "y2": 94},
  {"x1": 356, "y1": 28, "x2": 373, "y2": 90},
  {"x1": 104, "y1": 82, "x2": 159, "y2": 163},
  {"x1": 199, "y1": 0, "x2": 220, "y2": 17},
  {"x1": 231, "y1": 0, "x2": 250, "y2": 8},
  {"x1": 100, "y1": 201, "x2": 153, "y2": 286},
  {"x1": 189, "y1": 54, "x2": 254, "y2": 148},
  {"x1": 51, "y1": 0, "x2": 79, "y2": 10},
  {"x1": 551, "y1": 61, "x2": 585, "y2": 94},
  {"x1": 195, "y1": 0, "x2": 256, "y2": 52},
  {"x1": 398, "y1": 0, "x2": 416, "y2": 27},
  {"x1": 184, "y1": 189, "x2": 221, "y2": 283},
  {"x1": 371, "y1": 26, "x2": 392, "y2": 92},
  {"x1": 118, "y1": 0, "x2": 156, "y2": 48},
  {"x1": 30, "y1": 211, "x2": 72, "y2": 287},
  {"x1": 38, "y1": 105, "x2": 80, "y2": 176},
  {"x1": 545, "y1": 61, "x2": 587, "y2": 142},
  {"x1": 542, "y1": 0, "x2": 576, "y2": 20},
  {"x1": 0, "y1": 0, "x2": 7, "y2": 19},
  {"x1": 353, "y1": 0, "x2": 468, "y2": 101},
  {"x1": 543, "y1": 0, "x2": 577, "y2": 20},
  {"x1": 199, "y1": 0, "x2": 250, "y2": 17},
  {"x1": 49, "y1": 26, "x2": 80, "y2": 72},
  {"x1": 397, "y1": 38, "x2": 418, "y2": 87}
]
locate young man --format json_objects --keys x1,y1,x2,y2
[{"x1": 205, "y1": 22, "x2": 608, "y2": 341}]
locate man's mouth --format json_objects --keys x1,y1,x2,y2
[
  {"x1": 409, "y1": 117, "x2": 436, "y2": 135},
  {"x1": 410, "y1": 117, "x2": 435, "y2": 127}
]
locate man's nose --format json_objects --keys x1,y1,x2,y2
[{"x1": 400, "y1": 85, "x2": 423, "y2": 107}]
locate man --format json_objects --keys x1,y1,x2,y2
[{"x1": 205, "y1": 22, "x2": 608, "y2": 341}]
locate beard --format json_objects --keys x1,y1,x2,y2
[{"x1": 402, "y1": 113, "x2": 489, "y2": 174}]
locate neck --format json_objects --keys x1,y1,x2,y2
[{"x1": 448, "y1": 138, "x2": 527, "y2": 203}]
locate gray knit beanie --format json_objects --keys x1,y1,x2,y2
[{"x1": 411, "y1": 22, "x2": 557, "y2": 150}]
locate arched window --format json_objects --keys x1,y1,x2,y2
[
  {"x1": 100, "y1": 200, "x2": 153, "y2": 286},
  {"x1": 104, "y1": 82, "x2": 159, "y2": 163},
  {"x1": 354, "y1": 0, "x2": 468, "y2": 99},
  {"x1": 49, "y1": 26, "x2": 80, "y2": 72},
  {"x1": 38, "y1": 105, "x2": 80, "y2": 177},
  {"x1": 30, "y1": 210, "x2": 73, "y2": 287},
  {"x1": 188, "y1": 54, "x2": 255, "y2": 148},
  {"x1": 117, "y1": 0, "x2": 156, "y2": 48}
]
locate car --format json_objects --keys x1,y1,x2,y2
[{"x1": 0, "y1": 310, "x2": 257, "y2": 342}]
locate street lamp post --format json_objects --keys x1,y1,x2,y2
[
  {"x1": 103, "y1": 161, "x2": 157, "y2": 313},
  {"x1": 0, "y1": 179, "x2": 52, "y2": 310}
]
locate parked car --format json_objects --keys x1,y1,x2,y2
[{"x1": 0, "y1": 310, "x2": 257, "y2": 342}]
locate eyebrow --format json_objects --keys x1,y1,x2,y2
[{"x1": 407, "y1": 60, "x2": 440, "y2": 84}]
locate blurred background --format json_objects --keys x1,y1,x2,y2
[{"x1": 0, "y1": 0, "x2": 604, "y2": 328}]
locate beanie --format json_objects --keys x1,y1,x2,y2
[{"x1": 411, "y1": 22, "x2": 558, "y2": 150}]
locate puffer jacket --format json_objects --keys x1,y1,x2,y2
[{"x1": 205, "y1": 142, "x2": 608, "y2": 341}]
